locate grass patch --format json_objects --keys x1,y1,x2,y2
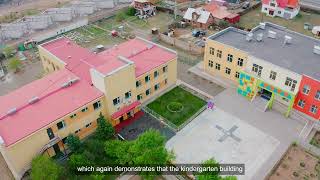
[{"x1": 147, "y1": 86, "x2": 206, "y2": 126}]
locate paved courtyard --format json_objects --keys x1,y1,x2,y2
[{"x1": 166, "y1": 88, "x2": 305, "y2": 180}]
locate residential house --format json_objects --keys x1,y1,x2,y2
[
  {"x1": 261, "y1": 0, "x2": 300, "y2": 19},
  {"x1": 132, "y1": 0, "x2": 157, "y2": 18}
]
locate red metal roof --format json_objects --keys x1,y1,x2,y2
[
  {"x1": 111, "y1": 101, "x2": 141, "y2": 119},
  {"x1": 0, "y1": 69, "x2": 103, "y2": 146},
  {"x1": 262, "y1": 0, "x2": 299, "y2": 8}
]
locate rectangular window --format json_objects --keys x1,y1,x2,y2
[
  {"x1": 154, "y1": 83, "x2": 160, "y2": 91},
  {"x1": 208, "y1": 60, "x2": 214, "y2": 67},
  {"x1": 137, "y1": 94, "x2": 143, "y2": 100},
  {"x1": 237, "y1": 58, "x2": 243, "y2": 66},
  {"x1": 47, "y1": 128, "x2": 55, "y2": 140},
  {"x1": 216, "y1": 63, "x2": 220, "y2": 71},
  {"x1": 302, "y1": 85, "x2": 311, "y2": 95},
  {"x1": 146, "y1": 89, "x2": 151, "y2": 96},
  {"x1": 81, "y1": 107, "x2": 88, "y2": 112},
  {"x1": 93, "y1": 100, "x2": 101, "y2": 110},
  {"x1": 227, "y1": 54, "x2": 233, "y2": 62},
  {"x1": 217, "y1": 50, "x2": 222, "y2": 58},
  {"x1": 310, "y1": 105, "x2": 318, "y2": 114},
  {"x1": 269, "y1": 71, "x2": 277, "y2": 80},
  {"x1": 57, "y1": 120, "x2": 65, "y2": 130},
  {"x1": 297, "y1": 99, "x2": 305, "y2": 108},
  {"x1": 70, "y1": 113, "x2": 77, "y2": 118},
  {"x1": 285, "y1": 77, "x2": 297, "y2": 91},
  {"x1": 145, "y1": 75, "x2": 150, "y2": 83},
  {"x1": 75, "y1": 129, "x2": 81, "y2": 134},
  {"x1": 215, "y1": 63, "x2": 220, "y2": 70},
  {"x1": 225, "y1": 67, "x2": 231, "y2": 75},
  {"x1": 270, "y1": 2, "x2": 276, "y2": 7},
  {"x1": 85, "y1": 122, "x2": 92, "y2": 128},
  {"x1": 252, "y1": 64, "x2": 263, "y2": 77},
  {"x1": 235, "y1": 72, "x2": 240, "y2": 79},
  {"x1": 163, "y1": 65, "x2": 168, "y2": 73},
  {"x1": 315, "y1": 90, "x2": 320, "y2": 100},
  {"x1": 113, "y1": 97, "x2": 120, "y2": 106},
  {"x1": 154, "y1": 71, "x2": 159, "y2": 78},
  {"x1": 136, "y1": 80, "x2": 141, "y2": 87},
  {"x1": 62, "y1": 137, "x2": 67, "y2": 144},
  {"x1": 125, "y1": 91, "x2": 131, "y2": 99},
  {"x1": 209, "y1": 47, "x2": 214, "y2": 55}
]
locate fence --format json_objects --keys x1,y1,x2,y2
[{"x1": 158, "y1": 34, "x2": 204, "y2": 54}]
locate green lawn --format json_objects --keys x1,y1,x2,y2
[
  {"x1": 239, "y1": 6, "x2": 320, "y2": 38},
  {"x1": 147, "y1": 86, "x2": 206, "y2": 127}
]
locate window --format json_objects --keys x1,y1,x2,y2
[
  {"x1": 136, "y1": 80, "x2": 141, "y2": 87},
  {"x1": 208, "y1": 60, "x2": 214, "y2": 67},
  {"x1": 164, "y1": 79, "x2": 168, "y2": 85},
  {"x1": 154, "y1": 71, "x2": 159, "y2": 78},
  {"x1": 297, "y1": 99, "x2": 305, "y2": 108},
  {"x1": 93, "y1": 100, "x2": 101, "y2": 110},
  {"x1": 302, "y1": 85, "x2": 311, "y2": 95},
  {"x1": 154, "y1": 83, "x2": 160, "y2": 91},
  {"x1": 235, "y1": 72, "x2": 240, "y2": 79},
  {"x1": 146, "y1": 89, "x2": 151, "y2": 96},
  {"x1": 310, "y1": 105, "x2": 318, "y2": 114},
  {"x1": 227, "y1": 54, "x2": 233, "y2": 62},
  {"x1": 85, "y1": 122, "x2": 92, "y2": 128},
  {"x1": 163, "y1": 65, "x2": 168, "y2": 73},
  {"x1": 252, "y1": 64, "x2": 263, "y2": 77},
  {"x1": 75, "y1": 129, "x2": 81, "y2": 134},
  {"x1": 270, "y1": 2, "x2": 276, "y2": 7},
  {"x1": 81, "y1": 107, "x2": 88, "y2": 112},
  {"x1": 125, "y1": 91, "x2": 131, "y2": 99},
  {"x1": 269, "y1": 71, "x2": 277, "y2": 80},
  {"x1": 278, "y1": 11, "x2": 281, "y2": 14},
  {"x1": 217, "y1": 50, "x2": 222, "y2": 58},
  {"x1": 315, "y1": 90, "x2": 320, "y2": 100},
  {"x1": 285, "y1": 77, "x2": 297, "y2": 91},
  {"x1": 70, "y1": 113, "x2": 77, "y2": 118},
  {"x1": 47, "y1": 128, "x2": 55, "y2": 140},
  {"x1": 237, "y1": 58, "x2": 243, "y2": 66},
  {"x1": 209, "y1": 47, "x2": 214, "y2": 55},
  {"x1": 215, "y1": 63, "x2": 220, "y2": 70},
  {"x1": 225, "y1": 67, "x2": 231, "y2": 75},
  {"x1": 145, "y1": 75, "x2": 150, "y2": 83},
  {"x1": 57, "y1": 120, "x2": 65, "y2": 130},
  {"x1": 113, "y1": 97, "x2": 120, "y2": 106},
  {"x1": 137, "y1": 94, "x2": 143, "y2": 100},
  {"x1": 264, "y1": 8, "x2": 267, "y2": 11}
]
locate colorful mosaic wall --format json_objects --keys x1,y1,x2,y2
[
  {"x1": 237, "y1": 72, "x2": 257, "y2": 99},
  {"x1": 258, "y1": 81, "x2": 293, "y2": 100}
]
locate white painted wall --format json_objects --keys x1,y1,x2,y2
[
  {"x1": 245, "y1": 55, "x2": 302, "y2": 94},
  {"x1": 261, "y1": 1, "x2": 300, "y2": 19}
]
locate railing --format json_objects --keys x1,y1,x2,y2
[{"x1": 39, "y1": 136, "x2": 60, "y2": 154}]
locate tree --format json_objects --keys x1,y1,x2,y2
[
  {"x1": 8, "y1": 57, "x2": 21, "y2": 72},
  {"x1": 126, "y1": 7, "x2": 136, "y2": 16},
  {"x1": 105, "y1": 140, "x2": 134, "y2": 165},
  {"x1": 3, "y1": 46, "x2": 15, "y2": 58},
  {"x1": 68, "y1": 153, "x2": 89, "y2": 170},
  {"x1": 196, "y1": 159, "x2": 237, "y2": 180},
  {"x1": 96, "y1": 113, "x2": 115, "y2": 140},
  {"x1": 31, "y1": 155, "x2": 61, "y2": 180},
  {"x1": 66, "y1": 134, "x2": 82, "y2": 153}
]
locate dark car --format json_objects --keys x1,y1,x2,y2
[{"x1": 192, "y1": 30, "x2": 206, "y2": 37}]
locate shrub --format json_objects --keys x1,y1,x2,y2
[
  {"x1": 66, "y1": 134, "x2": 82, "y2": 153},
  {"x1": 126, "y1": 7, "x2": 136, "y2": 16},
  {"x1": 68, "y1": 153, "x2": 89, "y2": 170},
  {"x1": 8, "y1": 57, "x2": 21, "y2": 72},
  {"x1": 115, "y1": 11, "x2": 126, "y2": 22},
  {"x1": 31, "y1": 155, "x2": 61, "y2": 180}
]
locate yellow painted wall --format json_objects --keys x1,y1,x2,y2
[
  {"x1": 38, "y1": 45, "x2": 66, "y2": 74},
  {"x1": 0, "y1": 97, "x2": 106, "y2": 179},
  {"x1": 204, "y1": 40, "x2": 248, "y2": 82}
]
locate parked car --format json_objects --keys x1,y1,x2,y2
[
  {"x1": 242, "y1": 1, "x2": 250, "y2": 9},
  {"x1": 192, "y1": 30, "x2": 206, "y2": 37}
]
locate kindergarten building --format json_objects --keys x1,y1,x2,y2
[
  {"x1": 0, "y1": 37, "x2": 177, "y2": 179},
  {"x1": 204, "y1": 22, "x2": 320, "y2": 120}
]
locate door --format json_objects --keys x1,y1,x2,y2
[
  {"x1": 53, "y1": 144, "x2": 61, "y2": 155},
  {"x1": 269, "y1": 10, "x2": 274, "y2": 16},
  {"x1": 119, "y1": 116, "x2": 124, "y2": 122}
]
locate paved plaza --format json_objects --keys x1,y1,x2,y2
[
  {"x1": 166, "y1": 108, "x2": 280, "y2": 180},
  {"x1": 166, "y1": 88, "x2": 305, "y2": 180}
]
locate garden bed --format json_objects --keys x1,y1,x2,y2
[
  {"x1": 267, "y1": 144, "x2": 320, "y2": 180},
  {"x1": 146, "y1": 86, "x2": 206, "y2": 127},
  {"x1": 310, "y1": 131, "x2": 320, "y2": 148}
]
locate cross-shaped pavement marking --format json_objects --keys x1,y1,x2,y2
[{"x1": 215, "y1": 125, "x2": 241, "y2": 143}]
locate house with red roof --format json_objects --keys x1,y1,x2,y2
[
  {"x1": 0, "y1": 37, "x2": 177, "y2": 179},
  {"x1": 261, "y1": 0, "x2": 300, "y2": 19}
]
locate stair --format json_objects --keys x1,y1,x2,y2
[{"x1": 252, "y1": 97, "x2": 269, "y2": 112}]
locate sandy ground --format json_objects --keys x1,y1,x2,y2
[{"x1": 0, "y1": 0, "x2": 73, "y2": 16}]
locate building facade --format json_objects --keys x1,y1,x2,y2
[
  {"x1": 261, "y1": 0, "x2": 300, "y2": 19},
  {"x1": 0, "y1": 37, "x2": 177, "y2": 179},
  {"x1": 204, "y1": 22, "x2": 320, "y2": 119}
]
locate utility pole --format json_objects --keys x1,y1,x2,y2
[{"x1": 174, "y1": 0, "x2": 177, "y2": 19}]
